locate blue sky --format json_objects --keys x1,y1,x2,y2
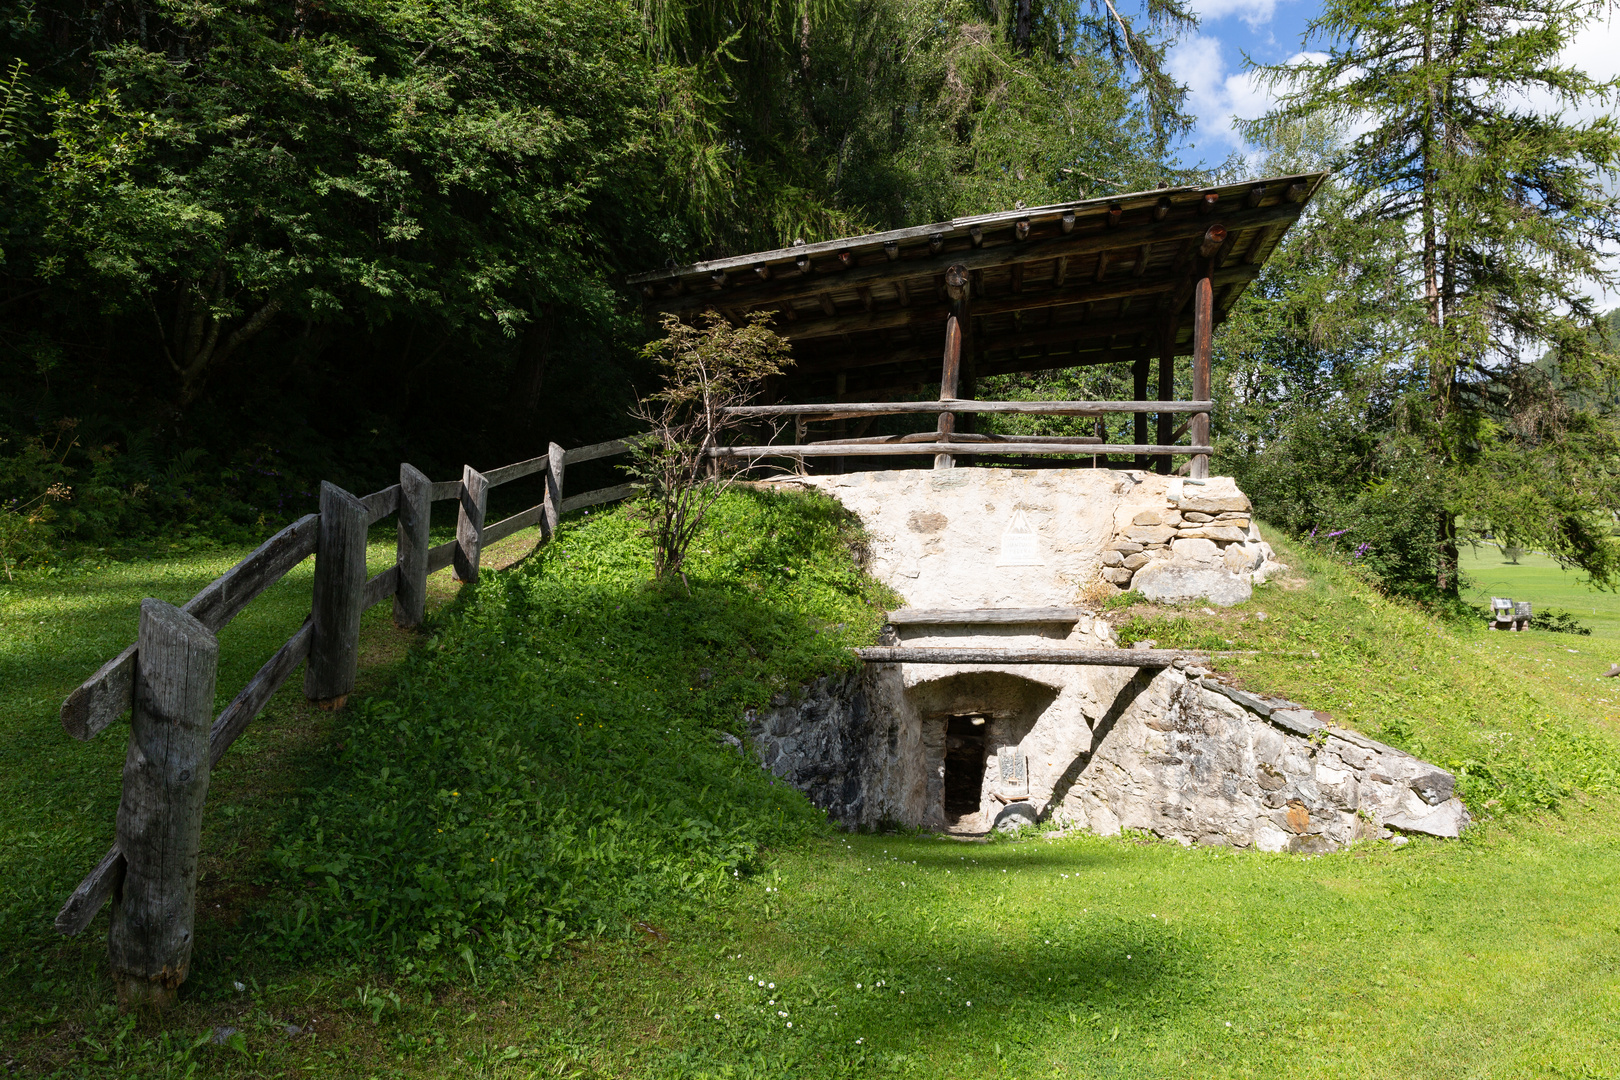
[{"x1": 1164, "y1": 0, "x2": 1620, "y2": 304}]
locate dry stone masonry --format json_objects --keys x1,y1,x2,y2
[{"x1": 746, "y1": 468, "x2": 1467, "y2": 852}]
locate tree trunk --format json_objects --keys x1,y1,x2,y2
[{"x1": 1014, "y1": 0, "x2": 1033, "y2": 54}]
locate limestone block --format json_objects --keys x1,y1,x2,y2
[
  {"x1": 1223, "y1": 545, "x2": 1253, "y2": 574},
  {"x1": 1254, "y1": 825, "x2": 1292, "y2": 852},
  {"x1": 1181, "y1": 511, "x2": 1214, "y2": 523},
  {"x1": 1132, "y1": 562, "x2": 1253, "y2": 606},
  {"x1": 1122, "y1": 552, "x2": 1151, "y2": 571},
  {"x1": 1102, "y1": 549, "x2": 1125, "y2": 567},
  {"x1": 1126, "y1": 524, "x2": 1177, "y2": 545},
  {"x1": 1171, "y1": 537, "x2": 1221, "y2": 562},
  {"x1": 1176, "y1": 526, "x2": 1248, "y2": 543},
  {"x1": 1106, "y1": 540, "x2": 1144, "y2": 554},
  {"x1": 1181, "y1": 494, "x2": 1252, "y2": 514},
  {"x1": 1103, "y1": 567, "x2": 1134, "y2": 585},
  {"x1": 1386, "y1": 799, "x2": 1468, "y2": 838},
  {"x1": 1132, "y1": 509, "x2": 1163, "y2": 526},
  {"x1": 1216, "y1": 513, "x2": 1252, "y2": 526}
]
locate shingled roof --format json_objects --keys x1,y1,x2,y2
[{"x1": 629, "y1": 172, "x2": 1327, "y2": 399}]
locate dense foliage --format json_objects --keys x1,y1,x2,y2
[
  {"x1": 263, "y1": 487, "x2": 896, "y2": 978},
  {"x1": 1221, "y1": 0, "x2": 1620, "y2": 600},
  {"x1": 0, "y1": 0, "x2": 1192, "y2": 564}
]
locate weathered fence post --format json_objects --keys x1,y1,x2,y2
[
  {"x1": 454, "y1": 465, "x2": 489, "y2": 582},
  {"x1": 1190, "y1": 271, "x2": 1213, "y2": 480},
  {"x1": 935, "y1": 264, "x2": 970, "y2": 469},
  {"x1": 394, "y1": 463, "x2": 431, "y2": 628},
  {"x1": 305, "y1": 481, "x2": 367, "y2": 706},
  {"x1": 542, "y1": 442, "x2": 566, "y2": 540},
  {"x1": 1156, "y1": 321, "x2": 1176, "y2": 475},
  {"x1": 108, "y1": 599, "x2": 217, "y2": 1011}
]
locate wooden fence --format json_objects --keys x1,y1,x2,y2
[{"x1": 53, "y1": 438, "x2": 634, "y2": 1009}]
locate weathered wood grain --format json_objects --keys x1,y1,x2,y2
[
  {"x1": 60, "y1": 642, "x2": 138, "y2": 742},
  {"x1": 209, "y1": 618, "x2": 313, "y2": 767},
  {"x1": 935, "y1": 306, "x2": 963, "y2": 469},
  {"x1": 560, "y1": 482, "x2": 638, "y2": 514},
  {"x1": 429, "y1": 480, "x2": 462, "y2": 502},
  {"x1": 710, "y1": 442, "x2": 1209, "y2": 459},
  {"x1": 483, "y1": 454, "x2": 549, "y2": 488},
  {"x1": 723, "y1": 399, "x2": 1212, "y2": 419},
  {"x1": 361, "y1": 484, "x2": 400, "y2": 525},
  {"x1": 886, "y1": 607, "x2": 1086, "y2": 625},
  {"x1": 61, "y1": 513, "x2": 320, "y2": 741},
  {"x1": 453, "y1": 465, "x2": 489, "y2": 583},
  {"x1": 562, "y1": 438, "x2": 635, "y2": 465},
  {"x1": 54, "y1": 847, "x2": 125, "y2": 937},
  {"x1": 394, "y1": 463, "x2": 431, "y2": 628},
  {"x1": 58, "y1": 619, "x2": 314, "y2": 938},
  {"x1": 1191, "y1": 273, "x2": 1213, "y2": 480},
  {"x1": 855, "y1": 646, "x2": 1201, "y2": 667},
  {"x1": 108, "y1": 599, "x2": 218, "y2": 1011},
  {"x1": 362, "y1": 565, "x2": 398, "y2": 611},
  {"x1": 426, "y1": 539, "x2": 457, "y2": 575},
  {"x1": 541, "y1": 443, "x2": 565, "y2": 541},
  {"x1": 304, "y1": 482, "x2": 367, "y2": 705},
  {"x1": 482, "y1": 504, "x2": 545, "y2": 547}
]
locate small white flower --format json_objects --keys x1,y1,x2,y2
[
  {"x1": 768, "y1": 982, "x2": 775, "y2": 989},
  {"x1": 856, "y1": 983, "x2": 861, "y2": 989},
  {"x1": 778, "y1": 1010, "x2": 788, "y2": 1017},
  {"x1": 786, "y1": 1022, "x2": 793, "y2": 1028},
  {"x1": 714, "y1": 1013, "x2": 721, "y2": 1020},
  {"x1": 966, "y1": 1001, "x2": 972, "y2": 1007},
  {"x1": 856, "y1": 1037, "x2": 864, "y2": 1044}
]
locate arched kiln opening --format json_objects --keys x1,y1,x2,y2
[{"x1": 907, "y1": 672, "x2": 1060, "y2": 831}]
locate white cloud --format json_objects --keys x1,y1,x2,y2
[
  {"x1": 1168, "y1": 36, "x2": 1296, "y2": 160},
  {"x1": 1190, "y1": 0, "x2": 1280, "y2": 30}
]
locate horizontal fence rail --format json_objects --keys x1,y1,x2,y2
[
  {"x1": 52, "y1": 436, "x2": 640, "y2": 999},
  {"x1": 722, "y1": 398, "x2": 1213, "y2": 419},
  {"x1": 710, "y1": 442, "x2": 1211, "y2": 459}
]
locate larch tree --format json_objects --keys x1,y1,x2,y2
[{"x1": 1244, "y1": 0, "x2": 1620, "y2": 595}]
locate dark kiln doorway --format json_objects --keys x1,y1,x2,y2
[{"x1": 944, "y1": 714, "x2": 987, "y2": 822}]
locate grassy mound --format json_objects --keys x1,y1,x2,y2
[
  {"x1": 1114, "y1": 529, "x2": 1620, "y2": 815},
  {"x1": 263, "y1": 487, "x2": 895, "y2": 979}
]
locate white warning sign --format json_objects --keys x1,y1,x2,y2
[{"x1": 996, "y1": 508, "x2": 1045, "y2": 566}]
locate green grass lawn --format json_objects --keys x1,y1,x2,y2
[
  {"x1": 1461, "y1": 543, "x2": 1620, "y2": 640},
  {"x1": 4, "y1": 498, "x2": 1620, "y2": 1078}
]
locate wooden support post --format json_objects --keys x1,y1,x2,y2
[
  {"x1": 394, "y1": 463, "x2": 430, "y2": 628},
  {"x1": 453, "y1": 465, "x2": 489, "y2": 582},
  {"x1": 108, "y1": 599, "x2": 217, "y2": 1011},
  {"x1": 1132, "y1": 357, "x2": 1149, "y2": 468},
  {"x1": 541, "y1": 442, "x2": 566, "y2": 540},
  {"x1": 1157, "y1": 322, "x2": 1176, "y2": 475},
  {"x1": 936, "y1": 264, "x2": 970, "y2": 469},
  {"x1": 1191, "y1": 272, "x2": 1213, "y2": 480},
  {"x1": 304, "y1": 482, "x2": 367, "y2": 706}
]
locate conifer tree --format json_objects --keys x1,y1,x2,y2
[{"x1": 1244, "y1": 0, "x2": 1620, "y2": 594}]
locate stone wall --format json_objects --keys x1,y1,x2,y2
[{"x1": 743, "y1": 468, "x2": 1468, "y2": 850}]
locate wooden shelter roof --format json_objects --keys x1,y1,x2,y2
[{"x1": 630, "y1": 172, "x2": 1327, "y2": 398}]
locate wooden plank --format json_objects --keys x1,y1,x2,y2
[
  {"x1": 361, "y1": 484, "x2": 400, "y2": 525},
  {"x1": 429, "y1": 480, "x2": 462, "y2": 502},
  {"x1": 426, "y1": 539, "x2": 457, "y2": 575},
  {"x1": 808, "y1": 433, "x2": 1102, "y2": 446},
  {"x1": 563, "y1": 437, "x2": 635, "y2": 465},
  {"x1": 362, "y1": 565, "x2": 398, "y2": 611},
  {"x1": 483, "y1": 454, "x2": 549, "y2": 488},
  {"x1": 723, "y1": 399, "x2": 1213, "y2": 419},
  {"x1": 1133, "y1": 357, "x2": 1150, "y2": 467},
  {"x1": 936, "y1": 310, "x2": 963, "y2": 469},
  {"x1": 394, "y1": 464, "x2": 431, "y2": 628},
  {"x1": 887, "y1": 607, "x2": 1086, "y2": 625},
  {"x1": 209, "y1": 618, "x2": 313, "y2": 767},
  {"x1": 182, "y1": 514, "x2": 320, "y2": 635},
  {"x1": 59, "y1": 512, "x2": 321, "y2": 741},
  {"x1": 856, "y1": 646, "x2": 1201, "y2": 667},
  {"x1": 108, "y1": 599, "x2": 218, "y2": 1010},
  {"x1": 560, "y1": 482, "x2": 638, "y2": 514},
  {"x1": 482, "y1": 503, "x2": 546, "y2": 546},
  {"x1": 646, "y1": 202, "x2": 1306, "y2": 314},
  {"x1": 54, "y1": 847, "x2": 124, "y2": 937},
  {"x1": 453, "y1": 465, "x2": 489, "y2": 583},
  {"x1": 304, "y1": 482, "x2": 368, "y2": 705},
  {"x1": 710, "y1": 442, "x2": 1210, "y2": 459},
  {"x1": 542, "y1": 443, "x2": 566, "y2": 540},
  {"x1": 1192, "y1": 273, "x2": 1213, "y2": 480},
  {"x1": 60, "y1": 642, "x2": 137, "y2": 742},
  {"x1": 1156, "y1": 321, "x2": 1176, "y2": 475},
  {"x1": 59, "y1": 618, "x2": 316, "y2": 937}
]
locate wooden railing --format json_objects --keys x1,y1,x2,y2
[
  {"x1": 714, "y1": 398, "x2": 1213, "y2": 471},
  {"x1": 52, "y1": 438, "x2": 635, "y2": 1007}
]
